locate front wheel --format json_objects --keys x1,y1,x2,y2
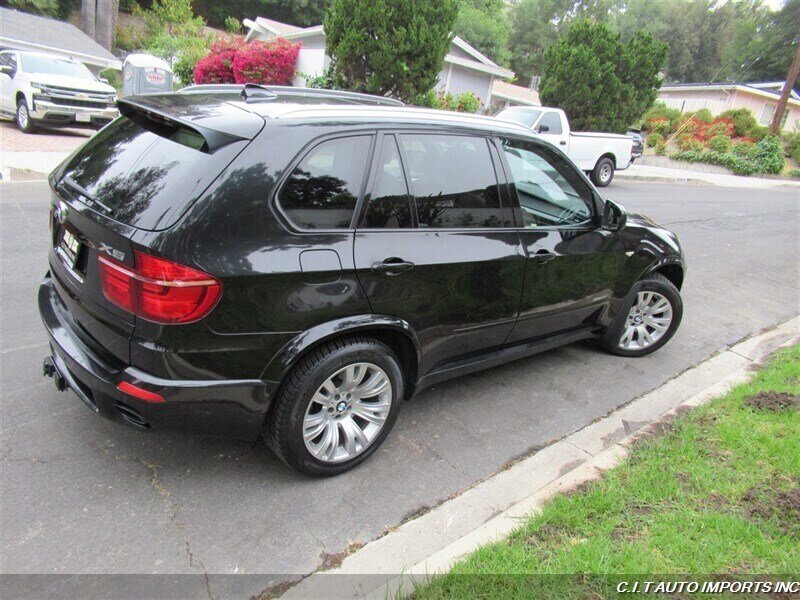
[
  {"x1": 591, "y1": 157, "x2": 615, "y2": 187},
  {"x1": 16, "y1": 98, "x2": 36, "y2": 133},
  {"x1": 265, "y1": 335, "x2": 403, "y2": 476},
  {"x1": 602, "y1": 273, "x2": 682, "y2": 357}
]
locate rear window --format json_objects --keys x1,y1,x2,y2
[{"x1": 58, "y1": 116, "x2": 247, "y2": 231}]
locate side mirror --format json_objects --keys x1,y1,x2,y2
[
  {"x1": 536, "y1": 123, "x2": 550, "y2": 133},
  {"x1": 98, "y1": 77, "x2": 109, "y2": 83},
  {"x1": 603, "y1": 199, "x2": 627, "y2": 231},
  {"x1": 0, "y1": 65, "x2": 12, "y2": 76}
]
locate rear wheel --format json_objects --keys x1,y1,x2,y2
[
  {"x1": 16, "y1": 98, "x2": 36, "y2": 133},
  {"x1": 265, "y1": 336, "x2": 403, "y2": 476},
  {"x1": 602, "y1": 273, "x2": 682, "y2": 357},
  {"x1": 591, "y1": 156, "x2": 615, "y2": 187}
]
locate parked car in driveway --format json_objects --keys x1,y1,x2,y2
[
  {"x1": 0, "y1": 50, "x2": 118, "y2": 133},
  {"x1": 39, "y1": 85, "x2": 686, "y2": 476},
  {"x1": 496, "y1": 106, "x2": 635, "y2": 187}
]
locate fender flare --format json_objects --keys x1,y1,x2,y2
[
  {"x1": 637, "y1": 256, "x2": 686, "y2": 285},
  {"x1": 260, "y1": 314, "x2": 421, "y2": 384}
]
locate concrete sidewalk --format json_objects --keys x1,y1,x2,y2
[
  {"x1": 618, "y1": 162, "x2": 800, "y2": 190},
  {"x1": 282, "y1": 317, "x2": 800, "y2": 600},
  {"x1": 0, "y1": 151, "x2": 69, "y2": 181}
]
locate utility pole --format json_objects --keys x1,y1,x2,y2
[{"x1": 770, "y1": 40, "x2": 800, "y2": 135}]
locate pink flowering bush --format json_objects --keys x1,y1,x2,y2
[
  {"x1": 232, "y1": 39, "x2": 300, "y2": 85},
  {"x1": 193, "y1": 38, "x2": 300, "y2": 85},
  {"x1": 193, "y1": 39, "x2": 245, "y2": 84}
]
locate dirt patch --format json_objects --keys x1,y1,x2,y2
[
  {"x1": 741, "y1": 485, "x2": 800, "y2": 535},
  {"x1": 317, "y1": 541, "x2": 365, "y2": 571},
  {"x1": 743, "y1": 391, "x2": 799, "y2": 411}
]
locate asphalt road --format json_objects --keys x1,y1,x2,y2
[{"x1": 2, "y1": 180, "x2": 798, "y2": 595}]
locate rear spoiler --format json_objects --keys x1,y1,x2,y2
[
  {"x1": 179, "y1": 83, "x2": 405, "y2": 107},
  {"x1": 118, "y1": 97, "x2": 257, "y2": 152}
]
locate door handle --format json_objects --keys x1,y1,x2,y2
[
  {"x1": 371, "y1": 258, "x2": 415, "y2": 275},
  {"x1": 532, "y1": 250, "x2": 556, "y2": 264}
]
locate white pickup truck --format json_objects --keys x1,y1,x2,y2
[
  {"x1": 0, "y1": 50, "x2": 118, "y2": 133},
  {"x1": 496, "y1": 106, "x2": 634, "y2": 187}
]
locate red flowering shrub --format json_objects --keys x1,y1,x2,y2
[
  {"x1": 193, "y1": 39, "x2": 246, "y2": 84},
  {"x1": 232, "y1": 39, "x2": 300, "y2": 85},
  {"x1": 193, "y1": 38, "x2": 300, "y2": 85}
]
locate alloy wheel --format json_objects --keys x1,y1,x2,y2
[
  {"x1": 302, "y1": 362, "x2": 392, "y2": 463},
  {"x1": 17, "y1": 104, "x2": 28, "y2": 129},
  {"x1": 618, "y1": 291, "x2": 673, "y2": 351}
]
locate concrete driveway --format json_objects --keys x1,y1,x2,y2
[{"x1": 1, "y1": 180, "x2": 798, "y2": 596}]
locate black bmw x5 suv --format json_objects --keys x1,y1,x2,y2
[{"x1": 40, "y1": 86, "x2": 685, "y2": 476}]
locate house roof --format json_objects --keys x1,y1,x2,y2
[
  {"x1": 0, "y1": 7, "x2": 120, "y2": 69},
  {"x1": 491, "y1": 80, "x2": 540, "y2": 106},
  {"x1": 660, "y1": 81, "x2": 800, "y2": 102},
  {"x1": 243, "y1": 17, "x2": 514, "y2": 79}
]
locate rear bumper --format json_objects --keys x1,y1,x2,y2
[{"x1": 38, "y1": 275, "x2": 273, "y2": 439}]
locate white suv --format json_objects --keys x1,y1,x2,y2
[{"x1": 0, "y1": 50, "x2": 118, "y2": 133}]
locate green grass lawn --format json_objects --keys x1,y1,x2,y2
[{"x1": 414, "y1": 346, "x2": 800, "y2": 599}]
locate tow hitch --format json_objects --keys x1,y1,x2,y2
[{"x1": 43, "y1": 356, "x2": 67, "y2": 391}]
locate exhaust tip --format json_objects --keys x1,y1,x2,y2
[{"x1": 114, "y1": 402, "x2": 151, "y2": 430}]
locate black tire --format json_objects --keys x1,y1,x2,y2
[
  {"x1": 16, "y1": 98, "x2": 36, "y2": 133},
  {"x1": 265, "y1": 335, "x2": 403, "y2": 476},
  {"x1": 601, "y1": 273, "x2": 683, "y2": 357},
  {"x1": 591, "y1": 156, "x2": 615, "y2": 187}
]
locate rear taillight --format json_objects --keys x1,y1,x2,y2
[{"x1": 98, "y1": 251, "x2": 221, "y2": 324}]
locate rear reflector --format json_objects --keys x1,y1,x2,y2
[
  {"x1": 117, "y1": 381, "x2": 165, "y2": 403},
  {"x1": 98, "y1": 251, "x2": 221, "y2": 324}
]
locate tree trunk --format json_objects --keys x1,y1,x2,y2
[
  {"x1": 770, "y1": 42, "x2": 800, "y2": 135},
  {"x1": 96, "y1": 0, "x2": 118, "y2": 51},
  {"x1": 81, "y1": 0, "x2": 96, "y2": 40}
]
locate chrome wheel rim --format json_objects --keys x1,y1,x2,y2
[
  {"x1": 619, "y1": 291, "x2": 673, "y2": 351},
  {"x1": 303, "y1": 362, "x2": 392, "y2": 463},
  {"x1": 17, "y1": 104, "x2": 28, "y2": 128},
  {"x1": 599, "y1": 163, "x2": 612, "y2": 182}
]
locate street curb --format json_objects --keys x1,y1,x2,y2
[
  {"x1": 616, "y1": 171, "x2": 800, "y2": 190},
  {"x1": 281, "y1": 316, "x2": 800, "y2": 600}
]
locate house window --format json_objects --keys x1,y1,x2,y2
[{"x1": 759, "y1": 103, "x2": 789, "y2": 128}]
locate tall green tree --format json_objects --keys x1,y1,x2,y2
[
  {"x1": 733, "y1": 0, "x2": 800, "y2": 84},
  {"x1": 508, "y1": 0, "x2": 574, "y2": 86},
  {"x1": 325, "y1": 0, "x2": 458, "y2": 102},
  {"x1": 539, "y1": 20, "x2": 667, "y2": 132},
  {"x1": 453, "y1": 0, "x2": 510, "y2": 66}
]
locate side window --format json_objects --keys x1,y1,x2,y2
[
  {"x1": 502, "y1": 138, "x2": 594, "y2": 228},
  {"x1": 400, "y1": 134, "x2": 502, "y2": 229},
  {"x1": 363, "y1": 136, "x2": 413, "y2": 228},
  {"x1": 538, "y1": 112, "x2": 562, "y2": 135},
  {"x1": 278, "y1": 136, "x2": 371, "y2": 230}
]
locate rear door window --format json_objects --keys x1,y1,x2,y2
[
  {"x1": 400, "y1": 134, "x2": 502, "y2": 229},
  {"x1": 278, "y1": 136, "x2": 371, "y2": 230},
  {"x1": 59, "y1": 116, "x2": 247, "y2": 231}
]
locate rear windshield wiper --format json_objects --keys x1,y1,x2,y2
[{"x1": 62, "y1": 176, "x2": 114, "y2": 215}]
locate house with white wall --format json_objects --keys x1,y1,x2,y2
[
  {"x1": 657, "y1": 81, "x2": 800, "y2": 132},
  {"x1": 243, "y1": 16, "x2": 514, "y2": 108}
]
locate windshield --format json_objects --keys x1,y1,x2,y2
[
  {"x1": 21, "y1": 55, "x2": 95, "y2": 80},
  {"x1": 496, "y1": 108, "x2": 542, "y2": 128}
]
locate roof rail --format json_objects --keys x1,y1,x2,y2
[{"x1": 178, "y1": 84, "x2": 404, "y2": 107}]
